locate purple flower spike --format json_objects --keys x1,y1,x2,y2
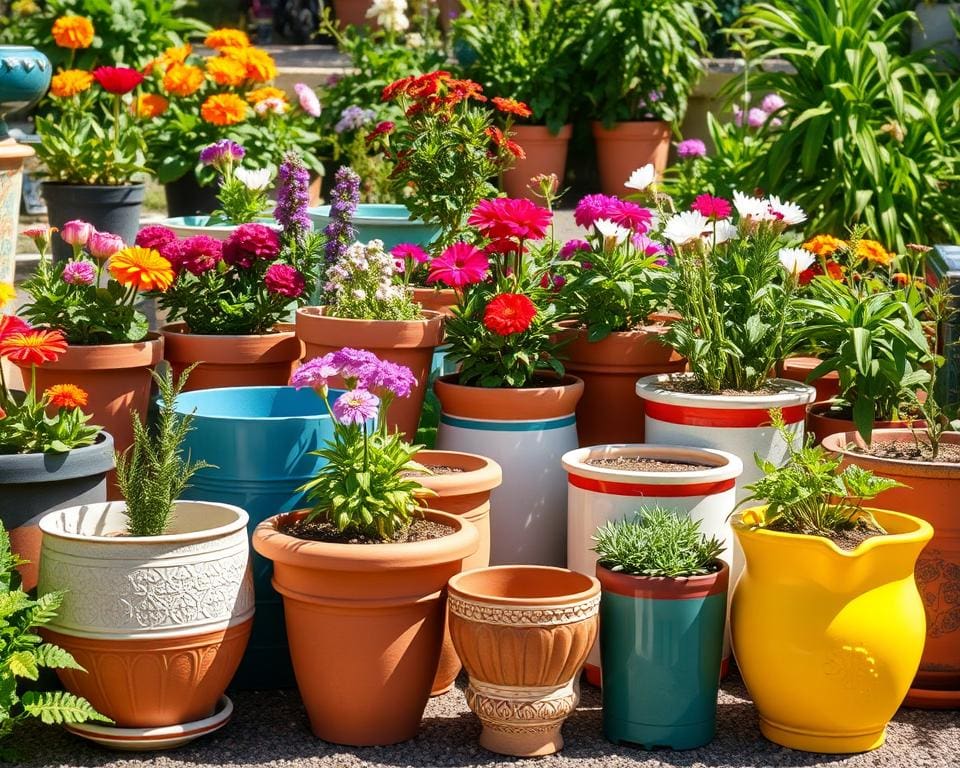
[
  {"x1": 274, "y1": 152, "x2": 312, "y2": 237},
  {"x1": 333, "y1": 388, "x2": 380, "y2": 426},
  {"x1": 324, "y1": 167, "x2": 360, "y2": 264}
]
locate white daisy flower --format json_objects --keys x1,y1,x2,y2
[
  {"x1": 235, "y1": 167, "x2": 272, "y2": 191},
  {"x1": 595, "y1": 218, "x2": 631, "y2": 246},
  {"x1": 708, "y1": 218, "x2": 738, "y2": 246},
  {"x1": 663, "y1": 211, "x2": 710, "y2": 246},
  {"x1": 778, "y1": 247, "x2": 815, "y2": 275},
  {"x1": 767, "y1": 195, "x2": 807, "y2": 227},
  {"x1": 733, "y1": 190, "x2": 773, "y2": 221},
  {"x1": 624, "y1": 164, "x2": 656, "y2": 192}
]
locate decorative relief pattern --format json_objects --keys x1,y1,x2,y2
[
  {"x1": 915, "y1": 550, "x2": 960, "y2": 638},
  {"x1": 448, "y1": 594, "x2": 601, "y2": 627},
  {"x1": 1, "y1": 55, "x2": 50, "y2": 73},
  {"x1": 822, "y1": 644, "x2": 880, "y2": 696},
  {"x1": 465, "y1": 680, "x2": 577, "y2": 736}
]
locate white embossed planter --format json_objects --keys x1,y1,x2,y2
[{"x1": 37, "y1": 501, "x2": 255, "y2": 732}]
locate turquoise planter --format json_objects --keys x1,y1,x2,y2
[
  {"x1": 597, "y1": 562, "x2": 728, "y2": 750},
  {"x1": 174, "y1": 386, "x2": 340, "y2": 689},
  {"x1": 0, "y1": 46, "x2": 51, "y2": 136},
  {"x1": 307, "y1": 204, "x2": 441, "y2": 250}
]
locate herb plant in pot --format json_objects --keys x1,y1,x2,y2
[
  {"x1": 37, "y1": 367, "x2": 254, "y2": 743},
  {"x1": 252, "y1": 350, "x2": 478, "y2": 745},
  {"x1": 595, "y1": 509, "x2": 728, "y2": 750},
  {"x1": 732, "y1": 412, "x2": 931, "y2": 753}
]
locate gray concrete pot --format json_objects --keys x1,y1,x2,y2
[{"x1": 42, "y1": 182, "x2": 145, "y2": 262}]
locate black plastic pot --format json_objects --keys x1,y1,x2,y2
[
  {"x1": 164, "y1": 172, "x2": 219, "y2": 218},
  {"x1": 42, "y1": 182, "x2": 145, "y2": 262}
]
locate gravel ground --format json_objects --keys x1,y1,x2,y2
[{"x1": 13, "y1": 673, "x2": 960, "y2": 768}]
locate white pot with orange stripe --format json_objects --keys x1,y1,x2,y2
[{"x1": 562, "y1": 444, "x2": 742, "y2": 684}]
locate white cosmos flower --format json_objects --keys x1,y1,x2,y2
[
  {"x1": 767, "y1": 195, "x2": 807, "y2": 227},
  {"x1": 733, "y1": 190, "x2": 773, "y2": 221},
  {"x1": 235, "y1": 167, "x2": 272, "y2": 191},
  {"x1": 663, "y1": 211, "x2": 709, "y2": 246},
  {"x1": 595, "y1": 218, "x2": 631, "y2": 246},
  {"x1": 778, "y1": 247, "x2": 814, "y2": 275},
  {"x1": 624, "y1": 164, "x2": 656, "y2": 191},
  {"x1": 708, "y1": 218, "x2": 738, "y2": 246}
]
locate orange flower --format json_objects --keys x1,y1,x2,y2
[
  {"x1": 159, "y1": 43, "x2": 192, "y2": 68},
  {"x1": 162, "y1": 63, "x2": 205, "y2": 97},
  {"x1": 222, "y1": 46, "x2": 276, "y2": 83},
  {"x1": 824, "y1": 261, "x2": 844, "y2": 281},
  {"x1": 0, "y1": 329, "x2": 67, "y2": 366},
  {"x1": 892, "y1": 272, "x2": 911, "y2": 286},
  {"x1": 491, "y1": 97, "x2": 532, "y2": 118},
  {"x1": 200, "y1": 93, "x2": 248, "y2": 126},
  {"x1": 802, "y1": 234, "x2": 847, "y2": 257},
  {"x1": 133, "y1": 93, "x2": 169, "y2": 118},
  {"x1": 204, "y1": 28, "x2": 251, "y2": 50},
  {"x1": 856, "y1": 239, "x2": 895, "y2": 266},
  {"x1": 206, "y1": 56, "x2": 247, "y2": 87},
  {"x1": 50, "y1": 69, "x2": 94, "y2": 98},
  {"x1": 52, "y1": 15, "x2": 94, "y2": 49},
  {"x1": 45, "y1": 383, "x2": 88, "y2": 410},
  {"x1": 109, "y1": 247, "x2": 174, "y2": 292},
  {"x1": 245, "y1": 85, "x2": 286, "y2": 104}
]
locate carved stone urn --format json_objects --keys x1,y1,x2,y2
[
  {"x1": 37, "y1": 501, "x2": 255, "y2": 732},
  {"x1": 447, "y1": 565, "x2": 601, "y2": 757}
]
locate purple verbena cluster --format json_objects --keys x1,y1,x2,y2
[{"x1": 324, "y1": 167, "x2": 360, "y2": 264}]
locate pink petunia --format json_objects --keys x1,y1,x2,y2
[{"x1": 427, "y1": 243, "x2": 490, "y2": 288}]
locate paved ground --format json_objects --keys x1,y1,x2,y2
[{"x1": 13, "y1": 673, "x2": 959, "y2": 768}]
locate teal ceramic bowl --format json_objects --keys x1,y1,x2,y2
[{"x1": 307, "y1": 204, "x2": 441, "y2": 250}]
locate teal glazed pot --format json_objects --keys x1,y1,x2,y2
[
  {"x1": 0, "y1": 46, "x2": 52, "y2": 136},
  {"x1": 173, "y1": 386, "x2": 342, "y2": 689},
  {"x1": 598, "y1": 561, "x2": 728, "y2": 750},
  {"x1": 307, "y1": 204, "x2": 441, "y2": 250}
]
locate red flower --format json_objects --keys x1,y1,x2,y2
[
  {"x1": 427, "y1": 243, "x2": 490, "y2": 288},
  {"x1": 690, "y1": 194, "x2": 733, "y2": 221},
  {"x1": 483, "y1": 293, "x2": 537, "y2": 336},
  {"x1": 468, "y1": 198, "x2": 552, "y2": 242},
  {"x1": 93, "y1": 66, "x2": 145, "y2": 95},
  {"x1": 504, "y1": 139, "x2": 525, "y2": 160},
  {"x1": 825, "y1": 261, "x2": 844, "y2": 281},
  {"x1": 492, "y1": 97, "x2": 532, "y2": 118},
  {"x1": 0, "y1": 328, "x2": 68, "y2": 365},
  {"x1": 365, "y1": 120, "x2": 395, "y2": 144},
  {"x1": 0, "y1": 315, "x2": 31, "y2": 342}
]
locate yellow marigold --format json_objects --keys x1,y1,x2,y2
[
  {"x1": 222, "y1": 46, "x2": 276, "y2": 83},
  {"x1": 0, "y1": 282, "x2": 15, "y2": 308},
  {"x1": 204, "y1": 28, "x2": 250, "y2": 50},
  {"x1": 245, "y1": 86, "x2": 286, "y2": 105},
  {"x1": 802, "y1": 234, "x2": 847, "y2": 258},
  {"x1": 158, "y1": 43, "x2": 192, "y2": 70},
  {"x1": 856, "y1": 239, "x2": 895, "y2": 266},
  {"x1": 109, "y1": 247, "x2": 174, "y2": 292},
  {"x1": 162, "y1": 63, "x2": 205, "y2": 97},
  {"x1": 206, "y1": 56, "x2": 247, "y2": 87},
  {"x1": 133, "y1": 93, "x2": 169, "y2": 118},
  {"x1": 49, "y1": 69, "x2": 94, "y2": 98},
  {"x1": 45, "y1": 383, "x2": 88, "y2": 410},
  {"x1": 200, "y1": 92, "x2": 248, "y2": 126},
  {"x1": 52, "y1": 15, "x2": 94, "y2": 50}
]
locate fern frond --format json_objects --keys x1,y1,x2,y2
[{"x1": 20, "y1": 691, "x2": 112, "y2": 725}]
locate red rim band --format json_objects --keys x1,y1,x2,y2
[{"x1": 643, "y1": 400, "x2": 807, "y2": 428}]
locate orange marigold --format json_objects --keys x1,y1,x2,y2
[
  {"x1": 491, "y1": 97, "x2": 532, "y2": 118},
  {"x1": 157, "y1": 43, "x2": 192, "y2": 70},
  {"x1": 133, "y1": 93, "x2": 169, "y2": 118},
  {"x1": 802, "y1": 234, "x2": 847, "y2": 257},
  {"x1": 162, "y1": 63, "x2": 205, "y2": 97},
  {"x1": 206, "y1": 56, "x2": 247, "y2": 87},
  {"x1": 222, "y1": 46, "x2": 276, "y2": 83},
  {"x1": 856, "y1": 239, "x2": 895, "y2": 266},
  {"x1": 52, "y1": 15, "x2": 94, "y2": 50},
  {"x1": 201, "y1": 93, "x2": 248, "y2": 126},
  {"x1": 245, "y1": 85, "x2": 286, "y2": 104},
  {"x1": 109, "y1": 247, "x2": 174, "y2": 292},
  {"x1": 49, "y1": 69, "x2": 94, "y2": 98},
  {"x1": 204, "y1": 28, "x2": 251, "y2": 50},
  {"x1": 45, "y1": 383, "x2": 88, "y2": 410}
]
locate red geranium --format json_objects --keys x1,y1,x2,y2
[
  {"x1": 468, "y1": 198, "x2": 551, "y2": 242},
  {"x1": 93, "y1": 66, "x2": 145, "y2": 95},
  {"x1": 483, "y1": 293, "x2": 537, "y2": 336}
]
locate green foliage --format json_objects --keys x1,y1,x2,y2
[
  {"x1": 593, "y1": 507, "x2": 726, "y2": 578},
  {"x1": 581, "y1": 0, "x2": 713, "y2": 126},
  {"x1": 0, "y1": 523, "x2": 109, "y2": 754},
  {"x1": 115, "y1": 365, "x2": 213, "y2": 537},
  {"x1": 453, "y1": 0, "x2": 592, "y2": 133},
  {"x1": 0, "y1": 384, "x2": 100, "y2": 456},
  {"x1": 741, "y1": 409, "x2": 901, "y2": 536}
]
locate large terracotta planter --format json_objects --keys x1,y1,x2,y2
[
  {"x1": 38, "y1": 501, "x2": 254, "y2": 728},
  {"x1": 732, "y1": 506, "x2": 931, "y2": 752},
  {"x1": 448, "y1": 565, "x2": 600, "y2": 757},
  {"x1": 251, "y1": 509, "x2": 478, "y2": 746},
  {"x1": 434, "y1": 373, "x2": 583, "y2": 566},
  {"x1": 822, "y1": 429, "x2": 960, "y2": 708},
  {"x1": 806, "y1": 401, "x2": 918, "y2": 445},
  {"x1": 501, "y1": 124, "x2": 573, "y2": 200},
  {"x1": 591, "y1": 121, "x2": 670, "y2": 196},
  {"x1": 296, "y1": 307, "x2": 444, "y2": 441},
  {"x1": 564, "y1": 326, "x2": 686, "y2": 446},
  {"x1": 332, "y1": 0, "x2": 373, "y2": 27},
  {"x1": 598, "y1": 562, "x2": 728, "y2": 750},
  {"x1": 562, "y1": 444, "x2": 741, "y2": 684},
  {"x1": 778, "y1": 356, "x2": 840, "y2": 402},
  {"x1": 412, "y1": 449, "x2": 503, "y2": 695},
  {"x1": 412, "y1": 287, "x2": 457, "y2": 317},
  {"x1": 161, "y1": 322, "x2": 301, "y2": 391}
]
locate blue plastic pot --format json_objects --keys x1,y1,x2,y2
[
  {"x1": 173, "y1": 386, "x2": 340, "y2": 689},
  {"x1": 307, "y1": 204, "x2": 441, "y2": 251}
]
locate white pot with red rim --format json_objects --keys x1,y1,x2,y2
[{"x1": 562, "y1": 443, "x2": 742, "y2": 684}]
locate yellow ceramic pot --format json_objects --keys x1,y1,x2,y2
[{"x1": 731, "y1": 507, "x2": 932, "y2": 754}]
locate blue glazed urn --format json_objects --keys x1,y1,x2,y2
[{"x1": 0, "y1": 45, "x2": 52, "y2": 138}]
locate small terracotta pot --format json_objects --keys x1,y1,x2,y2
[
  {"x1": 332, "y1": 0, "x2": 374, "y2": 27},
  {"x1": 448, "y1": 565, "x2": 600, "y2": 757},
  {"x1": 161, "y1": 322, "x2": 302, "y2": 391},
  {"x1": 591, "y1": 121, "x2": 671, "y2": 196},
  {"x1": 295, "y1": 307, "x2": 445, "y2": 441},
  {"x1": 822, "y1": 430, "x2": 960, "y2": 709},
  {"x1": 412, "y1": 450, "x2": 503, "y2": 695},
  {"x1": 251, "y1": 509, "x2": 479, "y2": 745},
  {"x1": 412, "y1": 287, "x2": 458, "y2": 317},
  {"x1": 501, "y1": 124, "x2": 573, "y2": 200},
  {"x1": 806, "y1": 401, "x2": 918, "y2": 446},
  {"x1": 562, "y1": 325, "x2": 685, "y2": 446},
  {"x1": 778, "y1": 356, "x2": 840, "y2": 402}
]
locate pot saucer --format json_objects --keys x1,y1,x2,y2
[{"x1": 64, "y1": 695, "x2": 233, "y2": 751}]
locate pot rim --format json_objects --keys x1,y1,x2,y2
[
  {"x1": 41, "y1": 181, "x2": 146, "y2": 190},
  {"x1": 448, "y1": 565, "x2": 600, "y2": 606},
  {"x1": 807, "y1": 401, "x2": 920, "y2": 426},
  {"x1": 410, "y1": 449, "x2": 503, "y2": 494},
  {"x1": 561, "y1": 443, "x2": 742, "y2": 485},
  {"x1": 0, "y1": 430, "x2": 114, "y2": 482},
  {"x1": 596, "y1": 559, "x2": 729, "y2": 600},
  {"x1": 636, "y1": 373, "x2": 816, "y2": 409},
  {"x1": 296, "y1": 305, "x2": 444, "y2": 327},
  {"x1": 160, "y1": 321, "x2": 296, "y2": 339},
  {"x1": 305, "y1": 203, "x2": 430, "y2": 226},
  {"x1": 435, "y1": 371, "x2": 583, "y2": 394},
  {"x1": 158, "y1": 214, "x2": 281, "y2": 232},
  {"x1": 822, "y1": 429, "x2": 960, "y2": 473},
  {"x1": 168, "y1": 385, "x2": 334, "y2": 423}
]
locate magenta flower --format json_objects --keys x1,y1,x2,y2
[
  {"x1": 332, "y1": 347, "x2": 380, "y2": 383},
  {"x1": 539, "y1": 273, "x2": 565, "y2": 291},
  {"x1": 467, "y1": 198, "x2": 552, "y2": 241},
  {"x1": 633, "y1": 233, "x2": 666, "y2": 256},
  {"x1": 135, "y1": 225, "x2": 177, "y2": 251},
  {"x1": 290, "y1": 353, "x2": 339, "y2": 391},
  {"x1": 223, "y1": 223, "x2": 281, "y2": 268},
  {"x1": 574, "y1": 194, "x2": 618, "y2": 229},
  {"x1": 677, "y1": 139, "x2": 707, "y2": 159},
  {"x1": 761, "y1": 93, "x2": 785, "y2": 114},
  {"x1": 747, "y1": 107, "x2": 768, "y2": 128},
  {"x1": 364, "y1": 360, "x2": 417, "y2": 399},
  {"x1": 690, "y1": 194, "x2": 733, "y2": 221},
  {"x1": 180, "y1": 235, "x2": 223, "y2": 275},
  {"x1": 608, "y1": 200, "x2": 653, "y2": 234},
  {"x1": 62, "y1": 260, "x2": 96, "y2": 286},
  {"x1": 427, "y1": 243, "x2": 490, "y2": 288},
  {"x1": 158, "y1": 239, "x2": 186, "y2": 272},
  {"x1": 264, "y1": 263, "x2": 306, "y2": 298},
  {"x1": 559, "y1": 239, "x2": 591, "y2": 260},
  {"x1": 391, "y1": 243, "x2": 430, "y2": 273},
  {"x1": 294, "y1": 83, "x2": 322, "y2": 117},
  {"x1": 333, "y1": 388, "x2": 380, "y2": 426},
  {"x1": 200, "y1": 139, "x2": 244, "y2": 167},
  {"x1": 60, "y1": 220, "x2": 94, "y2": 247},
  {"x1": 87, "y1": 231, "x2": 125, "y2": 260}
]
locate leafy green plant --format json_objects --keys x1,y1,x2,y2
[
  {"x1": 116, "y1": 365, "x2": 212, "y2": 537},
  {"x1": 593, "y1": 507, "x2": 725, "y2": 578},
  {"x1": 740, "y1": 409, "x2": 901, "y2": 536},
  {"x1": 0, "y1": 522, "x2": 109, "y2": 755}
]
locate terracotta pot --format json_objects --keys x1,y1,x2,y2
[
  {"x1": 448, "y1": 565, "x2": 600, "y2": 757},
  {"x1": 434, "y1": 374, "x2": 583, "y2": 566},
  {"x1": 822, "y1": 429, "x2": 960, "y2": 709},
  {"x1": 296, "y1": 307, "x2": 445, "y2": 441},
  {"x1": 412, "y1": 450, "x2": 503, "y2": 695},
  {"x1": 563, "y1": 326, "x2": 685, "y2": 446},
  {"x1": 501, "y1": 124, "x2": 573, "y2": 200},
  {"x1": 778, "y1": 356, "x2": 840, "y2": 402},
  {"x1": 591, "y1": 121, "x2": 671, "y2": 196},
  {"x1": 37, "y1": 501, "x2": 254, "y2": 728},
  {"x1": 332, "y1": 0, "x2": 373, "y2": 27},
  {"x1": 412, "y1": 287, "x2": 458, "y2": 317},
  {"x1": 251, "y1": 509, "x2": 478, "y2": 745},
  {"x1": 161, "y1": 322, "x2": 302, "y2": 391},
  {"x1": 806, "y1": 401, "x2": 919, "y2": 446}
]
